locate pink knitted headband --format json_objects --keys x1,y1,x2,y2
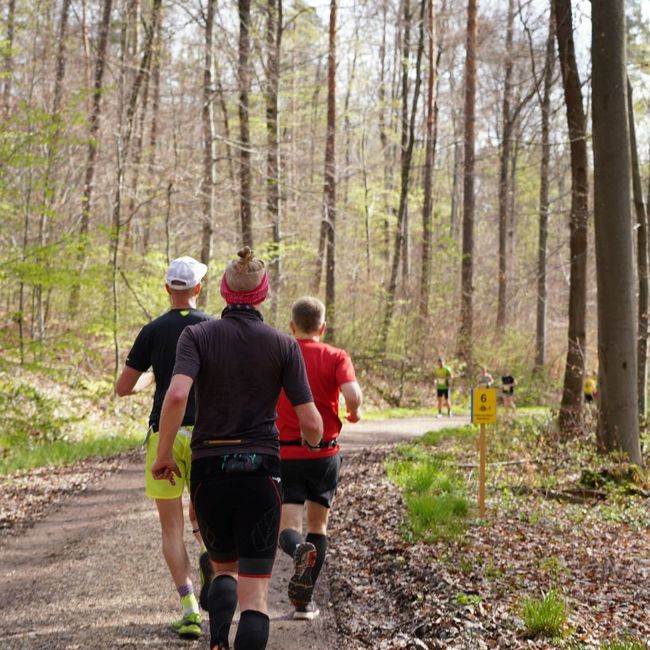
[{"x1": 220, "y1": 272, "x2": 269, "y2": 305}]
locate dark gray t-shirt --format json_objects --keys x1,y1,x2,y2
[{"x1": 173, "y1": 305, "x2": 313, "y2": 459}]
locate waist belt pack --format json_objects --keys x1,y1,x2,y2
[{"x1": 279, "y1": 439, "x2": 338, "y2": 449}]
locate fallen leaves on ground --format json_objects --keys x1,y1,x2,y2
[{"x1": 327, "y1": 446, "x2": 650, "y2": 649}]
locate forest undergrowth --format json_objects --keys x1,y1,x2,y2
[{"x1": 328, "y1": 417, "x2": 650, "y2": 649}]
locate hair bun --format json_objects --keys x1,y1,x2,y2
[{"x1": 237, "y1": 246, "x2": 255, "y2": 265}]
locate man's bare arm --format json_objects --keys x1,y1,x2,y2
[
  {"x1": 341, "y1": 381, "x2": 363, "y2": 422},
  {"x1": 294, "y1": 402, "x2": 323, "y2": 448},
  {"x1": 151, "y1": 374, "x2": 193, "y2": 484},
  {"x1": 115, "y1": 366, "x2": 154, "y2": 396}
]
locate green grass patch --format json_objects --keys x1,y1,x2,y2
[
  {"x1": 600, "y1": 640, "x2": 647, "y2": 650},
  {"x1": 454, "y1": 593, "x2": 481, "y2": 606},
  {"x1": 387, "y1": 427, "x2": 472, "y2": 541},
  {"x1": 0, "y1": 433, "x2": 142, "y2": 475},
  {"x1": 521, "y1": 589, "x2": 567, "y2": 638}
]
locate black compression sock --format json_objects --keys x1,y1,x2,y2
[
  {"x1": 234, "y1": 610, "x2": 270, "y2": 650},
  {"x1": 278, "y1": 528, "x2": 303, "y2": 557},
  {"x1": 208, "y1": 575, "x2": 238, "y2": 649},
  {"x1": 305, "y1": 532, "x2": 328, "y2": 587}
]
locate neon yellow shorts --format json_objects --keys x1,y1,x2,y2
[{"x1": 145, "y1": 427, "x2": 193, "y2": 499}]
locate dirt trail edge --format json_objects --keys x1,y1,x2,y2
[{"x1": 0, "y1": 416, "x2": 467, "y2": 649}]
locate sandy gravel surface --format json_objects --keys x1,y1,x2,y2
[{"x1": 0, "y1": 416, "x2": 465, "y2": 649}]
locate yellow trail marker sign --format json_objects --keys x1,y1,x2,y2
[
  {"x1": 471, "y1": 388, "x2": 497, "y2": 518},
  {"x1": 471, "y1": 388, "x2": 497, "y2": 424}
]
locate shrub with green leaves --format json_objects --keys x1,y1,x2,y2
[{"x1": 521, "y1": 589, "x2": 567, "y2": 638}]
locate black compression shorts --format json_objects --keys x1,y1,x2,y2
[
  {"x1": 190, "y1": 454, "x2": 282, "y2": 578},
  {"x1": 281, "y1": 454, "x2": 341, "y2": 508},
  {"x1": 437, "y1": 388, "x2": 449, "y2": 398}
]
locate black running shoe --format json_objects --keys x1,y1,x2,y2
[
  {"x1": 288, "y1": 542, "x2": 317, "y2": 606},
  {"x1": 199, "y1": 551, "x2": 215, "y2": 611}
]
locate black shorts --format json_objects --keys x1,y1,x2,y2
[
  {"x1": 190, "y1": 454, "x2": 282, "y2": 577},
  {"x1": 281, "y1": 454, "x2": 341, "y2": 509},
  {"x1": 585, "y1": 393, "x2": 593, "y2": 403},
  {"x1": 437, "y1": 388, "x2": 449, "y2": 399}
]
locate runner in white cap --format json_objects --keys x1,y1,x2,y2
[{"x1": 116, "y1": 256, "x2": 214, "y2": 640}]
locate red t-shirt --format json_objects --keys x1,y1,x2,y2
[{"x1": 276, "y1": 339, "x2": 356, "y2": 460}]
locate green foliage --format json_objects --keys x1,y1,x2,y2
[
  {"x1": 600, "y1": 640, "x2": 647, "y2": 650},
  {"x1": 454, "y1": 593, "x2": 481, "y2": 607},
  {"x1": 520, "y1": 589, "x2": 567, "y2": 638},
  {"x1": 387, "y1": 429, "x2": 471, "y2": 541}
]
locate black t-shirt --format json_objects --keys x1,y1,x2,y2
[
  {"x1": 125, "y1": 308, "x2": 212, "y2": 428},
  {"x1": 172, "y1": 305, "x2": 314, "y2": 459},
  {"x1": 502, "y1": 375, "x2": 515, "y2": 394}
]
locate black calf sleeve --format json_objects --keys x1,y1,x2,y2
[
  {"x1": 305, "y1": 532, "x2": 328, "y2": 587},
  {"x1": 278, "y1": 528, "x2": 303, "y2": 557},
  {"x1": 234, "y1": 610, "x2": 270, "y2": 650},
  {"x1": 209, "y1": 575, "x2": 238, "y2": 649}
]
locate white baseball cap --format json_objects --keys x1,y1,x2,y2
[{"x1": 166, "y1": 256, "x2": 208, "y2": 289}]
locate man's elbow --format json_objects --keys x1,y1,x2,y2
[
  {"x1": 165, "y1": 387, "x2": 189, "y2": 407},
  {"x1": 115, "y1": 383, "x2": 131, "y2": 398}
]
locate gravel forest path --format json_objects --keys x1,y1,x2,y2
[{"x1": 0, "y1": 416, "x2": 468, "y2": 650}]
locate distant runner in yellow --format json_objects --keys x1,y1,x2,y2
[
  {"x1": 434, "y1": 357, "x2": 452, "y2": 417},
  {"x1": 584, "y1": 373, "x2": 597, "y2": 404}
]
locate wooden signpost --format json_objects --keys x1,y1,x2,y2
[{"x1": 471, "y1": 388, "x2": 497, "y2": 517}]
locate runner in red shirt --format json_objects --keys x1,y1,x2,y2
[{"x1": 276, "y1": 296, "x2": 362, "y2": 620}]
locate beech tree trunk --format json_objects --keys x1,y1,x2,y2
[
  {"x1": 266, "y1": 0, "x2": 283, "y2": 325},
  {"x1": 199, "y1": 0, "x2": 217, "y2": 308},
  {"x1": 495, "y1": 0, "x2": 515, "y2": 336},
  {"x1": 238, "y1": 0, "x2": 253, "y2": 248},
  {"x1": 2, "y1": 0, "x2": 16, "y2": 116},
  {"x1": 535, "y1": 10, "x2": 555, "y2": 370},
  {"x1": 419, "y1": 0, "x2": 437, "y2": 320},
  {"x1": 458, "y1": 0, "x2": 478, "y2": 364},
  {"x1": 69, "y1": 0, "x2": 114, "y2": 316},
  {"x1": 553, "y1": 0, "x2": 588, "y2": 435},
  {"x1": 323, "y1": 0, "x2": 337, "y2": 342},
  {"x1": 628, "y1": 78, "x2": 648, "y2": 423},
  {"x1": 381, "y1": 0, "x2": 426, "y2": 349},
  {"x1": 592, "y1": 2, "x2": 642, "y2": 465}
]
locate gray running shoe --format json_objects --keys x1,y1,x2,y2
[
  {"x1": 288, "y1": 542, "x2": 316, "y2": 606},
  {"x1": 293, "y1": 600, "x2": 320, "y2": 620}
]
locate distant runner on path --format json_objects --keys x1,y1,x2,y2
[
  {"x1": 152, "y1": 248, "x2": 323, "y2": 650},
  {"x1": 276, "y1": 297, "x2": 363, "y2": 621},
  {"x1": 115, "y1": 256, "x2": 214, "y2": 640},
  {"x1": 501, "y1": 371, "x2": 516, "y2": 411},
  {"x1": 434, "y1": 357, "x2": 453, "y2": 417}
]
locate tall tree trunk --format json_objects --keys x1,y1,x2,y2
[
  {"x1": 495, "y1": 0, "x2": 515, "y2": 336},
  {"x1": 34, "y1": 0, "x2": 71, "y2": 341},
  {"x1": 377, "y1": 0, "x2": 391, "y2": 261},
  {"x1": 553, "y1": 0, "x2": 588, "y2": 435},
  {"x1": 629, "y1": 78, "x2": 649, "y2": 423},
  {"x1": 2, "y1": 0, "x2": 16, "y2": 116},
  {"x1": 342, "y1": 22, "x2": 359, "y2": 210},
  {"x1": 381, "y1": 0, "x2": 426, "y2": 349},
  {"x1": 323, "y1": 0, "x2": 337, "y2": 342},
  {"x1": 238, "y1": 0, "x2": 253, "y2": 248},
  {"x1": 419, "y1": 0, "x2": 437, "y2": 320},
  {"x1": 199, "y1": 0, "x2": 217, "y2": 308},
  {"x1": 266, "y1": 0, "x2": 283, "y2": 325},
  {"x1": 457, "y1": 0, "x2": 478, "y2": 364},
  {"x1": 142, "y1": 14, "x2": 163, "y2": 253},
  {"x1": 535, "y1": 9, "x2": 555, "y2": 370},
  {"x1": 592, "y1": 2, "x2": 641, "y2": 465},
  {"x1": 69, "y1": 0, "x2": 113, "y2": 316}
]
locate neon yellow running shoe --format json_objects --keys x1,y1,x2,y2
[{"x1": 171, "y1": 612, "x2": 202, "y2": 639}]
